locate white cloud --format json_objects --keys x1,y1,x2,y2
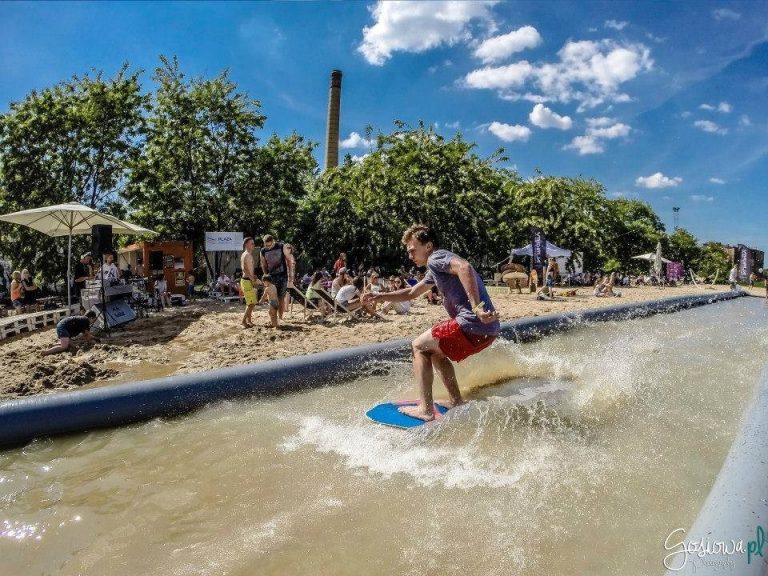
[
  {"x1": 340, "y1": 132, "x2": 374, "y2": 149},
  {"x1": 739, "y1": 115, "x2": 752, "y2": 127},
  {"x1": 358, "y1": 1, "x2": 496, "y2": 65},
  {"x1": 690, "y1": 195, "x2": 714, "y2": 202},
  {"x1": 701, "y1": 102, "x2": 732, "y2": 113},
  {"x1": 709, "y1": 177, "x2": 726, "y2": 184},
  {"x1": 605, "y1": 20, "x2": 628, "y2": 31},
  {"x1": 473, "y1": 26, "x2": 542, "y2": 63},
  {"x1": 529, "y1": 103, "x2": 572, "y2": 130},
  {"x1": 350, "y1": 154, "x2": 370, "y2": 164},
  {"x1": 588, "y1": 122, "x2": 631, "y2": 139},
  {"x1": 564, "y1": 135, "x2": 604, "y2": 155},
  {"x1": 635, "y1": 172, "x2": 683, "y2": 189},
  {"x1": 487, "y1": 121, "x2": 531, "y2": 142},
  {"x1": 465, "y1": 38, "x2": 653, "y2": 110},
  {"x1": 713, "y1": 8, "x2": 741, "y2": 21},
  {"x1": 563, "y1": 117, "x2": 630, "y2": 155},
  {"x1": 444, "y1": 121, "x2": 461, "y2": 129},
  {"x1": 694, "y1": 120, "x2": 728, "y2": 135},
  {"x1": 464, "y1": 61, "x2": 534, "y2": 89}
]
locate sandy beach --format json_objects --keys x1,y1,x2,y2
[{"x1": 0, "y1": 284, "x2": 757, "y2": 399}]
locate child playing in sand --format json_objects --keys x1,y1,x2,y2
[{"x1": 259, "y1": 274, "x2": 280, "y2": 328}]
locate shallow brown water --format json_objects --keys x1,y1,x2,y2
[{"x1": 1, "y1": 298, "x2": 766, "y2": 575}]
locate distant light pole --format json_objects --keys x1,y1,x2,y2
[{"x1": 673, "y1": 207, "x2": 680, "y2": 230}]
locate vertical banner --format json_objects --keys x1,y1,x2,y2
[
  {"x1": 531, "y1": 227, "x2": 547, "y2": 282},
  {"x1": 738, "y1": 245, "x2": 752, "y2": 280}
]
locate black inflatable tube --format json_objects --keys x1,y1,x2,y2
[{"x1": 0, "y1": 290, "x2": 743, "y2": 449}]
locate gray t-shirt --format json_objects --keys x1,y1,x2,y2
[{"x1": 423, "y1": 249, "x2": 500, "y2": 337}]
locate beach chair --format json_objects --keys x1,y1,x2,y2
[
  {"x1": 315, "y1": 288, "x2": 357, "y2": 320},
  {"x1": 288, "y1": 286, "x2": 322, "y2": 320}
]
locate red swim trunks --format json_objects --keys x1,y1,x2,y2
[{"x1": 431, "y1": 318, "x2": 497, "y2": 363}]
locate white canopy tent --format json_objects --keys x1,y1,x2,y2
[
  {"x1": 511, "y1": 241, "x2": 572, "y2": 259},
  {"x1": 0, "y1": 203, "x2": 156, "y2": 311}
]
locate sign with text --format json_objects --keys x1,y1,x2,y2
[
  {"x1": 205, "y1": 232, "x2": 244, "y2": 252},
  {"x1": 738, "y1": 245, "x2": 753, "y2": 280},
  {"x1": 531, "y1": 227, "x2": 547, "y2": 273}
]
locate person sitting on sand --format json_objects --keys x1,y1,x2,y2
[
  {"x1": 382, "y1": 276, "x2": 411, "y2": 315},
  {"x1": 259, "y1": 274, "x2": 280, "y2": 328},
  {"x1": 41, "y1": 310, "x2": 97, "y2": 356},
  {"x1": 365, "y1": 224, "x2": 500, "y2": 421},
  {"x1": 336, "y1": 277, "x2": 377, "y2": 317},
  {"x1": 330, "y1": 268, "x2": 349, "y2": 298},
  {"x1": 305, "y1": 271, "x2": 331, "y2": 316},
  {"x1": 594, "y1": 276, "x2": 621, "y2": 298}
]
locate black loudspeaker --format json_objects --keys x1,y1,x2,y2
[
  {"x1": 149, "y1": 250, "x2": 164, "y2": 270},
  {"x1": 91, "y1": 225, "x2": 113, "y2": 256}
]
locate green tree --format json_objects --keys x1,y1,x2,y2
[
  {"x1": 0, "y1": 65, "x2": 146, "y2": 282},
  {"x1": 665, "y1": 228, "x2": 701, "y2": 269},
  {"x1": 502, "y1": 173, "x2": 611, "y2": 271},
  {"x1": 125, "y1": 56, "x2": 267, "y2": 274},
  {"x1": 297, "y1": 122, "x2": 508, "y2": 272},
  {"x1": 697, "y1": 241, "x2": 730, "y2": 278},
  {"x1": 604, "y1": 199, "x2": 666, "y2": 272}
]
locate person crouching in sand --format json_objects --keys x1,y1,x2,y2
[
  {"x1": 41, "y1": 310, "x2": 97, "y2": 356},
  {"x1": 365, "y1": 224, "x2": 500, "y2": 421},
  {"x1": 259, "y1": 274, "x2": 280, "y2": 328}
]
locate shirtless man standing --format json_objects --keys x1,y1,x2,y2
[
  {"x1": 240, "y1": 237, "x2": 261, "y2": 328},
  {"x1": 365, "y1": 224, "x2": 500, "y2": 421}
]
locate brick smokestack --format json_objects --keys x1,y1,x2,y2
[{"x1": 324, "y1": 69, "x2": 342, "y2": 171}]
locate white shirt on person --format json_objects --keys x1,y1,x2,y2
[
  {"x1": 100, "y1": 262, "x2": 119, "y2": 281},
  {"x1": 155, "y1": 279, "x2": 168, "y2": 294},
  {"x1": 335, "y1": 284, "x2": 358, "y2": 303}
]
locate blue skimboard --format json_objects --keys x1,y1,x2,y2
[{"x1": 366, "y1": 400, "x2": 450, "y2": 429}]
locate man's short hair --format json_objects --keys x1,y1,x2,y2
[
  {"x1": 243, "y1": 237, "x2": 254, "y2": 250},
  {"x1": 262, "y1": 274, "x2": 272, "y2": 283},
  {"x1": 85, "y1": 310, "x2": 97, "y2": 319},
  {"x1": 401, "y1": 224, "x2": 439, "y2": 248},
  {"x1": 262, "y1": 234, "x2": 275, "y2": 244}
]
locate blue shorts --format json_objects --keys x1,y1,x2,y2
[{"x1": 56, "y1": 325, "x2": 71, "y2": 338}]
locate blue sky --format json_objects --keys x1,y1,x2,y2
[{"x1": 1, "y1": 1, "x2": 767, "y2": 250}]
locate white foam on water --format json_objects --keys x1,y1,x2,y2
[{"x1": 281, "y1": 415, "x2": 558, "y2": 490}]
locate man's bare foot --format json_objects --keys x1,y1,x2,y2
[
  {"x1": 242, "y1": 321, "x2": 253, "y2": 328},
  {"x1": 398, "y1": 404, "x2": 435, "y2": 421},
  {"x1": 442, "y1": 398, "x2": 466, "y2": 409}
]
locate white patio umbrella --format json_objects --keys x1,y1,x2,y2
[
  {"x1": 631, "y1": 253, "x2": 672, "y2": 264},
  {"x1": 0, "y1": 203, "x2": 156, "y2": 312}
]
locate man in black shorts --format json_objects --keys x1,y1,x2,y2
[
  {"x1": 259, "y1": 234, "x2": 294, "y2": 320},
  {"x1": 41, "y1": 310, "x2": 97, "y2": 356}
]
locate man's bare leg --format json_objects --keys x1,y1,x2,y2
[
  {"x1": 431, "y1": 354, "x2": 464, "y2": 408},
  {"x1": 41, "y1": 337, "x2": 71, "y2": 357},
  {"x1": 242, "y1": 304, "x2": 255, "y2": 327},
  {"x1": 399, "y1": 329, "x2": 440, "y2": 421}
]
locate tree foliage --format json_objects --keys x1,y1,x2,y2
[
  {"x1": 0, "y1": 58, "x2": 745, "y2": 288},
  {"x1": 0, "y1": 64, "x2": 146, "y2": 282},
  {"x1": 296, "y1": 122, "x2": 507, "y2": 272}
]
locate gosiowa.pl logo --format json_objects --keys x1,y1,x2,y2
[{"x1": 664, "y1": 526, "x2": 765, "y2": 571}]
